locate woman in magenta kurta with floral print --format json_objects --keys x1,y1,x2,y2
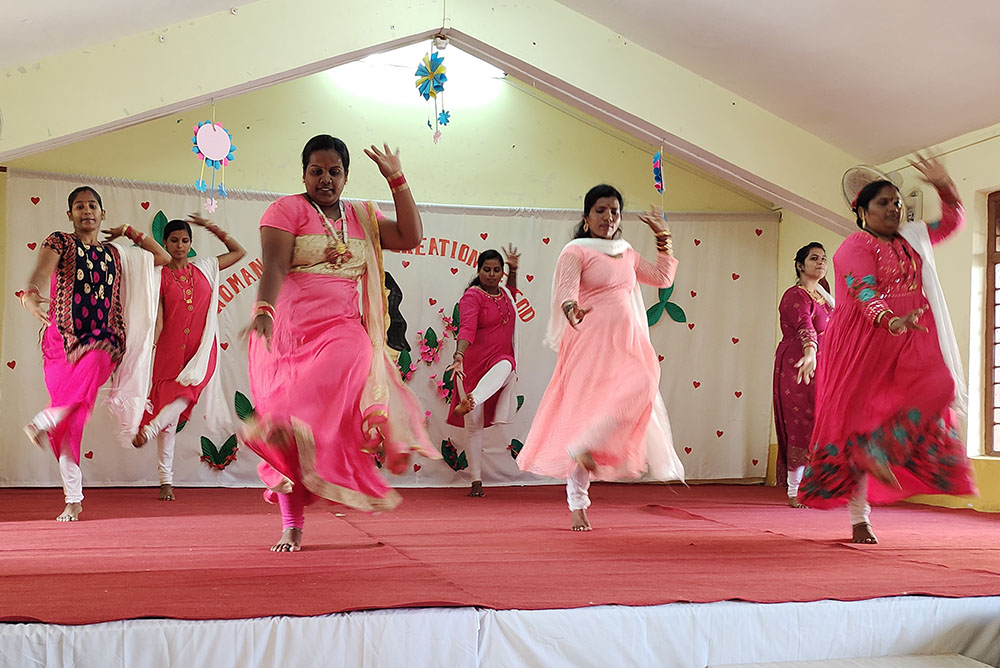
[
  {"x1": 245, "y1": 135, "x2": 437, "y2": 552},
  {"x1": 446, "y1": 246, "x2": 520, "y2": 497},
  {"x1": 517, "y1": 184, "x2": 684, "y2": 531},
  {"x1": 132, "y1": 215, "x2": 246, "y2": 501},
  {"x1": 798, "y1": 155, "x2": 975, "y2": 543},
  {"x1": 21, "y1": 186, "x2": 170, "y2": 522},
  {"x1": 773, "y1": 242, "x2": 833, "y2": 507}
]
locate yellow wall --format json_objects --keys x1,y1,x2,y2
[{"x1": 0, "y1": 0, "x2": 859, "y2": 228}]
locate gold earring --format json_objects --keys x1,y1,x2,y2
[{"x1": 583, "y1": 223, "x2": 590, "y2": 233}]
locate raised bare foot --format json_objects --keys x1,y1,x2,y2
[
  {"x1": 271, "y1": 527, "x2": 302, "y2": 552},
  {"x1": 56, "y1": 502, "x2": 82, "y2": 522},
  {"x1": 468, "y1": 480, "x2": 485, "y2": 497},
  {"x1": 573, "y1": 451, "x2": 597, "y2": 473},
  {"x1": 24, "y1": 422, "x2": 49, "y2": 450},
  {"x1": 454, "y1": 396, "x2": 475, "y2": 417},
  {"x1": 159, "y1": 484, "x2": 175, "y2": 501},
  {"x1": 132, "y1": 425, "x2": 156, "y2": 448},
  {"x1": 788, "y1": 497, "x2": 807, "y2": 509},
  {"x1": 852, "y1": 522, "x2": 878, "y2": 544},
  {"x1": 570, "y1": 508, "x2": 592, "y2": 531}
]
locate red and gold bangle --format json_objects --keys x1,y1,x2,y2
[
  {"x1": 388, "y1": 172, "x2": 407, "y2": 192},
  {"x1": 254, "y1": 301, "x2": 276, "y2": 320}
]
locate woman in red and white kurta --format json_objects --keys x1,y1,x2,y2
[{"x1": 132, "y1": 215, "x2": 246, "y2": 501}]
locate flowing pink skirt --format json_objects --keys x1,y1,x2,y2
[
  {"x1": 246, "y1": 273, "x2": 424, "y2": 511},
  {"x1": 41, "y1": 324, "x2": 115, "y2": 464}
]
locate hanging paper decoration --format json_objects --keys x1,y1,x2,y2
[
  {"x1": 652, "y1": 149, "x2": 664, "y2": 193},
  {"x1": 414, "y1": 37, "x2": 451, "y2": 144},
  {"x1": 191, "y1": 120, "x2": 236, "y2": 212}
]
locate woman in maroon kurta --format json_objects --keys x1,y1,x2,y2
[
  {"x1": 132, "y1": 215, "x2": 246, "y2": 500},
  {"x1": 446, "y1": 246, "x2": 520, "y2": 497},
  {"x1": 772, "y1": 242, "x2": 833, "y2": 507}
]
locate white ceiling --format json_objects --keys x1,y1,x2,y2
[
  {"x1": 555, "y1": 0, "x2": 1000, "y2": 163},
  {"x1": 3, "y1": 0, "x2": 999, "y2": 163}
]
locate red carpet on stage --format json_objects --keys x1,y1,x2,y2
[{"x1": 1, "y1": 484, "x2": 998, "y2": 625}]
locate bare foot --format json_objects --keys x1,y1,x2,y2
[
  {"x1": 570, "y1": 508, "x2": 592, "y2": 531},
  {"x1": 788, "y1": 497, "x2": 807, "y2": 509},
  {"x1": 24, "y1": 422, "x2": 49, "y2": 450},
  {"x1": 573, "y1": 451, "x2": 597, "y2": 473},
  {"x1": 852, "y1": 522, "x2": 878, "y2": 544},
  {"x1": 56, "y1": 502, "x2": 82, "y2": 522},
  {"x1": 467, "y1": 480, "x2": 485, "y2": 497},
  {"x1": 132, "y1": 425, "x2": 156, "y2": 448},
  {"x1": 454, "y1": 396, "x2": 475, "y2": 417},
  {"x1": 267, "y1": 477, "x2": 294, "y2": 495},
  {"x1": 159, "y1": 484, "x2": 175, "y2": 501},
  {"x1": 271, "y1": 527, "x2": 302, "y2": 552}
]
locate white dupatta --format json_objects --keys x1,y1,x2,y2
[
  {"x1": 106, "y1": 242, "x2": 160, "y2": 447},
  {"x1": 899, "y1": 221, "x2": 968, "y2": 416}
]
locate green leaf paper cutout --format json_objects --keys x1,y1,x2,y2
[
  {"x1": 443, "y1": 368, "x2": 455, "y2": 392},
  {"x1": 397, "y1": 349, "x2": 412, "y2": 380},
  {"x1": 176, "y1": 421, "x2": 186, "y2": 433},
  {"x1": 200, "y1": 436, "x2": 219, "y2": 461},
  {"x1": 152, "y1": 211, "x2": 168, "y2": 246},
  {"x1": 219, "y1": 434, "x2": 238, "y2": 459},
  {"x1": 234, "y1": 391, "x2": 255, "y2": 422},
  {"x1": 452, "y1": 303, "x2": 461, "y2": 330},
  {"x1": 665, "y1": 302, "x2": 686, "y2": 323},
  {"x1": 658, "y1": 285, "x2": 674, "y2": 302},
  {"x1": 509, "y1": 439, "x2": 524, "y2": 459},
  {"x1": 646, "y1": 302, "x2": 665, "y2": 327},
  {"x1": 516, "y1": 395, "x2": 524, "y2": 412},
  {"x1": 423, "y1": 327, "x2": 439, "y2": 348}
]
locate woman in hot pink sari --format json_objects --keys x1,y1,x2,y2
[
  {"x1": 445, "y1": 246, "x2": 520, "y2": 497},
  {"x1": 772, "y1": 242, "x2": 833, "y2": 507},
  {"x1": 21, "y1": 186, "x2": 170, "y2": 521},
  {"x1": 798, "y1": 155, "x2": 975, "y2": 543},
  {"x1": 245, "y1": 134, "x2": 437, "y2": 552},
  {"x1": 517, "y1": 184, "x2": 684, "y2": 531}
]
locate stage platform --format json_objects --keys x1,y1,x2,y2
[{"x1": 1, "y1": 484, "x2": 999, "y2": 667}]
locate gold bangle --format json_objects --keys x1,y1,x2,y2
[{"x1": 391, "y1": 183, "x2": 410, "y2": 194}]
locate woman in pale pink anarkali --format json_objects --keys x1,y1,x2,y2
[
  {"x1": 772, "y1": 242, "x2": 833, "y2": 507},
  {"x1": 798, "y1": 155, "x2": 975, "y2": 544},
  {"x1": 446, "y1": 246, "x2": 521, "y2": 497},
  {"x1": 131, "y1": 215, "x2": 246, "y2": 501},
  {"x1": 517, "y1": 184, "x2": 685, "y2": 531},
  {"x1": 245, "y1": 135, "x2": 437, "y2": 552}
]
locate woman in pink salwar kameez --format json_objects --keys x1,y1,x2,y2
[
  {"x1": 798, "y1": 155, "x2": 975, "y2": 543},
  {"x1": 21, "y1": 186, "x2": 170, "y2": 521},
  {"x1": 772, "y1": 243, "x2": 833, "y2": 507},
  {"x1": 446, "y1": 246, "x2": 521, "y2": 497},
  {"x1": 132, "y1": 215, "x2": 246, "y2": 501},
  {"x1": 517, "y1": 184, "x2": 685, "y2": 531},
  {"x1": 245, "y1": 134, "x2": 437, "y2": 552}
]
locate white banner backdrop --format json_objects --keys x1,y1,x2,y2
[{"x1": 1, "y1": 169, "x2": 777, "y2": 487}]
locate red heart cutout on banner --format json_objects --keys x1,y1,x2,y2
[
  {"x1": 413, "y1": 463, "x2": 421, "y2": 472},
  {"x1": 6, "y1": 360, "x2": 15, "y2": 369},
  {"x1": 27, "y1": 242, "x2": 37, "y2": 250},
  {"x1": 716, "y1": 430, "x2": 724, "y2": 438},
  {"x1": 684, "y1": 447, "x2": 692, "y2": 454},
  {"x1": 30, "y1": 197, "x2": 40, "y2": 205},
  {"x1": 526, "y1": 275, "x2": 534, "y2": 282},
  {"x1": 450, "y1": 268, "x2": 458, "y2": 275},
  {"x1": 658, "y1": 355, "x2": 664, "y2": 362},
  {"x1": 693, "y1": 239, "x2": 701, "y2": 246},
  {"x1": 480, "y1": 233, "x2": 488, "y2": 240},
  {"x1": 692, "y1": 381, "x2": 701, "y2": 388},
  {"x1": 731, "y1": 273, "x2": 740, "y2": 281},
  {"x1": 690, "y1": 291, "x2": 697, "y2": 298},
  {"x1": 84, "y1": 451, "x2": 94, "y2": 459},
  {"x1": 15, "y1": 290, "x2": 25, "y2": 299},
  {"x1": 401, "y1": 260, "x2": 410, "y2": 268},
  {"x1": 734, "y1": 391, "x2": 742, "y2": 398},
  {"x1": 220, "y1": 342, "x2": 229, "y2": 351},
  {"x1": 542, "y1": 237, "x2": 550, "y2": 245},
  {"x1": 752, "y1": 459, "x2": 759, "y2": 466},
  {"x1": 687, "y1": 323, "x2": 695, "y2": 330},
  {"x1": 428, "y1": 298, "x2": 437, "y2": 306},
  {"x1": 755, "y1": 229, "x2": 763, "y2": 237},
  {"x1": 140, "y1": 201, "x2": 150, "y2": 210},
  {"x1": 732, "y1": 337, "x2": 740, "y2": 344}
]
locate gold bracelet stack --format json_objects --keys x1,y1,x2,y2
[{"x1": 655, "y1": 231, "x2": 673, "y2": 254}]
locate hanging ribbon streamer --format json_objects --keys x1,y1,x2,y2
[
  {"x1": 415, "y1": 35, "x2": 450, "y2": 144},
  {"x1": 652, "y1": 145, "x2": 666, "y2": 213}
]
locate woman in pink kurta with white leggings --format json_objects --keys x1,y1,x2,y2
[{"x1": 517, "y1": 184, "x2": 685, "y2": 531}]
